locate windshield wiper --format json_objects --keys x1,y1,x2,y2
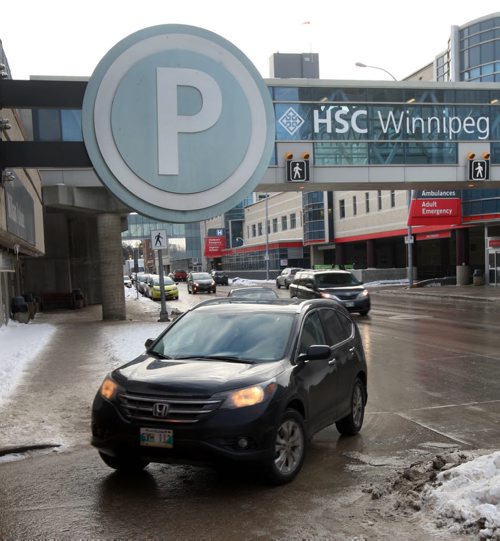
[
  {"x1": 177, "y1": 355, "x2": 254, "y2": 364},
  {"x1": 150, "y1": 351, "x2": 171, "y2": 360}
]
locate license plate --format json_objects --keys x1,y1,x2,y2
[
  {"x1": 345, "y1": 301, "x2": 355, "y2": 307},
  {"x1": 140, "y1": 428, "x2": 173, "y2": 448}
]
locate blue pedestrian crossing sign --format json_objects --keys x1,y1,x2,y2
[
  {"x1": 469, "y1": 159, "x2": 489, "y2": 181},
  {"x1": 286, "y1": 160, "x2": 310, "y2": 182}
]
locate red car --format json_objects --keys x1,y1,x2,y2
[{"x1": 170, "y1": 269, "x2": 187, "y2": 282}]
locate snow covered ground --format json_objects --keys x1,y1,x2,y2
[{"x1": 0, "y1": 281, "x2": 498, "y2": 538}]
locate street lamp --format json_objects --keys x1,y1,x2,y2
[
  {"x1": 265, "y1": 194, "x2": 269, "y2": 280},
  {"x1": 354, "y1": 62, "x2": 397, "y2": 81},
  {"x1": 355, "y1": 62, "x2": 414, "y2": 286}
]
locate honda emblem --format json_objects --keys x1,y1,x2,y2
[{"x1": 152, "y1": 402, "x2": 170, "y2": 418}]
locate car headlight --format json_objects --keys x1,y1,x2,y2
[
  {"x1": 358, "y1": 289, "x2": 369, "y2": 299},
  {"x1": 320, "y1": 292, "x2": 340, "y2": 301},
  {"x1": 217, "y1": 382, "x2": 277, "y2": 409},
  {"x1": 99, "y1": 376, "x2": 119, "y2": 400}
]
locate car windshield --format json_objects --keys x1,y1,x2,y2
[
  {"x1": 151, "y1": 310, "x2": 295, "y2": 362},
  {"x1": 192, "y1": 273, "x2": 212, "y2": 280},
  {"x1": 315, "y1": 273, "x2": 361, "y2": 287}
]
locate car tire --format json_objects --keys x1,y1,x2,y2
[
  {"x1": 263, "y1": 409, "x2": 306, "y2": 485},
  {"x1": 276, "y1": 281, "x2": 281, "y2": 289},
  {"x1": 358, "y1": 309, "x2": 370, "y2": 316},
  {"x1": 335, "y1": 378, "x2": 366, "y2": 436},
  {"x1": 98, "y1": 451, "x2": 149, "y2": 472}
]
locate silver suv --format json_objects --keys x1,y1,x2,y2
[{"x1": 276, "y1": 267, "x2": 304, "y2": 289}]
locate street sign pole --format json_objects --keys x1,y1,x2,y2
[
  {"x1": 151, "y1": 230, "x2": 169, "y2": 322},
  {"x1": 157, "y1": 249, "x2": 170, "y2": 322},
  {"x1": 407, "y1": 190, "x2": 414, "y2": 288}
]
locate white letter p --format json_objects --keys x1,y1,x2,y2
[{"x1": 157, "y1": 67, "x2": 222, "y2": 175}]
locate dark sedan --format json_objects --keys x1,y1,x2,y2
[
  {"x1": 212, "y1": 270, "x2": 229, "y2": 285},
  {"x1": 186, "y1": 271, "x2": 216, "y2": 294},
  {"x1": 91, "y1": 298, "x2": 367, "y2": 485}
]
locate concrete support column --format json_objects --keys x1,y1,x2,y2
[
  {"x1": 336, "y1": 243, "x2": 345, "y2": 266},
  {"x1": 366, "y1": 239, "x2": 375, "y2": 268},
  {"x1": 456, "y1": 228, "x2": 469, "y2": 266},
  {"x1": 456, "y1": 228, "x2": 470, "y2": 286},
  {"x1": 97, "y1": 213, "x2": 126, "y2": 320}
]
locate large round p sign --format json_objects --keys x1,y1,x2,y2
[{"x1": 82, "y1": 25, "x2": 275, "y2": 222}]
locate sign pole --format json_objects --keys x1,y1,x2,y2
[
  {"x1": 407, "y1": 190, "x2": 414, "y2": 288},
  {"x1": 157, "y1": 249, "x2": 170, "y2": 322},
  {"x1": 151, "y1": 230, "x2": 170, "y2": 322}
]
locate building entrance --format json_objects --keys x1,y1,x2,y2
[{"x1": 488, "y1": 249, "x2": 500, "y2": 286}]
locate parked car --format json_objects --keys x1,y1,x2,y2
[
  {"x1": 91, "y1": 297, "x2": 367, "y2": 485},
  {"x1": 170, "y1": 269, "x2": 187, "y2": 282},
  {"x1": 289, "y1": 270, "x2": 370, "y2": 315},
  {"x1": 187, "y1": 271, "x2": 216, "y2": 294},
  {"x1": 276, "y1": 267, "x2": 304, "y2": 289},
  {"x1": 135, "y1": 273, "x2": 150, "y2": 296},
  {"x1": 227, "y1": 286, "x2": 279, "y2": 300},
  {"x1": 123, "y1": 275, "x2": 132, "y2": 288},
  {"x1": 211, "y1": 270, "x2": 229, "y2": 285},
  {"x1": 145, "y1": 275, "x2": 179, "y2": 301}
]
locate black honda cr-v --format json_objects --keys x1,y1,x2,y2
[{"x1": 91, "y1": 297, "x2": 367, "y2": 485}]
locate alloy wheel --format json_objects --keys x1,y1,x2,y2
[{"x1": 274, "y1": 418, "x2": 304, "y2": 475}]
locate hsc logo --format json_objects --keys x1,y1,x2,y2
[{"x1": 82, "y1": 25, "x2": 275, "y2": 223}]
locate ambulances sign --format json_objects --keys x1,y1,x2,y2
[{"x1": 82, "y1": 25, "x2": 275, "y2": 223}]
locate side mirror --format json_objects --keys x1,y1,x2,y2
[
  {"x1": 297, "y1": 344, "x2": 332, "y2": 363},
  {"x1": 145, "y1": 338, "x2": 154, "y2": 349}
]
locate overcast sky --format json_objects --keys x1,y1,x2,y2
[{"x1": 1, "y1": 1, "x2": 499, "y2": 82}]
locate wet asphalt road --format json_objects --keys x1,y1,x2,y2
[{"x1": 1, "y1": 286, "x2": 499, "y2": 540}]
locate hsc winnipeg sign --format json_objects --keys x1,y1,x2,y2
[
  {"x1": 276, "y1": 105, "x2": 492, "y2": 141},
  {"x1": 82, "y1": 25, "x2": 275, "y2": 223}
]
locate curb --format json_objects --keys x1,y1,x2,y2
[
  {"x1": 0, "y1": 443, "x2": 61, "y2": 458},
  {"x1": 372, "y1": 288, "x2": 500, "y2": 304}
]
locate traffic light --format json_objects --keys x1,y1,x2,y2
[{"x1": 468, "y1": 152, "x2": 490, "y2": 181}]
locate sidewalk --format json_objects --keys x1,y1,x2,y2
[{"x1": 371, "y1": 283, "x2": 500, "y2": 304}]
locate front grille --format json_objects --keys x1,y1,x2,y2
[
  {"x1": 336, "y1": 291, "x2": 359, "y2": 300},
  {"x1": 118, "y1": 392, "x2": 223, "y2": 424}
]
